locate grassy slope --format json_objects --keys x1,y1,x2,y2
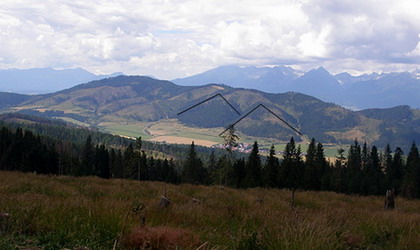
[{"x1": 1, "y1": 171, "x2": 420, "y2": 249}]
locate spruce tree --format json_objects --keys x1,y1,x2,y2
[
  {"x1": 280, "y1": 137, "x2": 302, "y2": 190},
  {"x1": 264, "y1": 144, "x2": 280, "y2": 188},
  {"x1": 401, "y1": 142, "x2": 420, "y2": 198},
  {"x1": 346, "y1": 140, "x2": 362, "y2": 194},
  {"x1": 302, "y1": 138, "x2": 317, "y2": 190},
  {"x1": 182, "y1": 141, "x2": 205, "y2": 184},
  {"x1": 389, "y1": 147, "x2": 404, "y2": 193},
  {"x1": 244, "y1": 141, "x2": 262, "y2": 187},
  {"x1": 231, "y1": 158, "x2": 246, "y2": 188},
  {"x1": 80, "y1": 135, "x2": 95, "y2": 176},
  {"x1": 316, "y1": 142, "x2": 329, "y2": 190},
  {"x1": 383, "y1": 144, "x2": 393, "y2": 188}
]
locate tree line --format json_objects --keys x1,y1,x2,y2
[
  {"x1": 183, "y1": 137, "x2": 420, "y2": 199},
  {"x1": 1, "y1": 123, "x2": 420, "y2": 199}
]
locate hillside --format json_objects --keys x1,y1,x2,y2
[
  {"x1": 0, "y1": 92, "x2": 32, "y2": 109},
  {"x1": 1, "y1": 171, "x2": 420, "y2": 249},
  {"x1": 8, "y1": 75, "x2": 420, "y2": 148}
]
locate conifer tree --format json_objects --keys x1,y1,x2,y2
[
  {"x1": 332, "y1": 147, "x2": 346, "y2": 193},
  {"x1": 389, "y1": 147, "x2": 404, "y2": 193},
  {"x1": 182, "y1": 141, "x2": 205, "y2": 184},
  {"x1": 264, "y1": 144, "x2": 280, "y2": 188},
  {"x1": 123, "y1": 143, "x2": 136, "y2": 179},
  {"x1": 80, "y1": 135, "x2": 95, "y2": 176},
  {"x1": 383, "y1": 144, "x2": 393, "y2": 186},
  {"x1": 244, "y1": 141, "x2": 262, "y2": 187},
  {"x1": 280, "y1": 137, "x2": 302, "y2": 190},
  {"x1": 346, "y1": 140, "x2": 362, "y2": 193},
  {"x1": 316, "y1": 142, "x2": 330, "y2": 190},
  {"x1": 401, "y1": 142, "x2": 420, "y2": 198},
  {"x1": 231, "y1": 158, "x2": 246, "y2": 188},
  {"x1": 302, "y1": 138, "x2": 317, "y2": 190}
]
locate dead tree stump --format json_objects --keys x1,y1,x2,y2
[
  {"x1": 384, "y1": 189, "x2": 395, "y2": 210},
  {"x1": 159, "y1": 196, "x2": 172, "y2": 208},
  {"x1": 0, "y1": 213, "x2": 10, "y2": 232}
]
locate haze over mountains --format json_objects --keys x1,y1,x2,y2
[
  {"x1": 1, "y1": 75, "x2": 420, "y2": 149},
  {"x1": 0, "y1": 68, "x2": 123, "y2": 94},
  {"x1": 2, "y1": 66, "x2": 420, "y2": 110},
  {"x1": 173, "y1": 65, "x2": 420, "y2": 110}
]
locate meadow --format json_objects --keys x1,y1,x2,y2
[
  {"x1": 1, "y1": 171, "x2": 420, "y2": 249},
  {"x1": 98, "y1": 119, "x2": 344, "y2": 157}
]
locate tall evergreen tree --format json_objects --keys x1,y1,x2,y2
[
  {"x1": 244, "y1": 141, "x2": 262, "y2": 188},
  {"x1": 332, "y1": 147, "x2": 346, "y2": 193},
  {"x1": 123, "y1": 144, "x2": 136, "y2": 179},
  {"x1": 280, "y1": 137, "x2": 302, "y2": 190},
  {"x1": 95, "y1": 144, "x2": 110, "y2": 179},
  {"x1": 80, "y1": 135, "x2": 95, "y2": 176},
  {"x1": 401, "y1": 142, "x2": 420, "y2": 198},
  {"x1": 302, "y1": 138, "x2": 317, "y2": 190},
  {"x1": 316, "y1": 142, "x2": 330, "y2": 190},
  {"x1": 383, "y1": 144, "x2": 393, "y2": 185},
  {"x1": 231, "y1": 158, "x2": 246, "y2": 188},
  {"x1": 346, "y1": 140, "x2": 362, "y2": 193},
  {"x1": 264, "y1": 144, "x2": 280, "y2": 188},
  {"x1": 182, "y1": 141, "x2": 206, "y2": 184},
  {"x1": 388, "y1": 147, "x2": 405, "y2": 193}
]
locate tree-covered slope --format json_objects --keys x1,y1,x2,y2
[{"x1": 7, "y1": 75, "x2": 420, "y2": 147}]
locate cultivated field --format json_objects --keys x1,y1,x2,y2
[
  {"x1": 1, "y1": 171, "x2": 420, "y2": 249},
  {"x1": 98, "y1": 119, "x2": 343, "y2": 157}
]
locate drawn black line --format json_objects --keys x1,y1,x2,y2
[
  {"x1": 177, "y1": 93, "x2": 241, "y2": 116},
  {"x1": 219, "y1": 104, "x2": 302, "y2": 136}
]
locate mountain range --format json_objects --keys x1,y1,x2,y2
[
  {"x1": 0, "y1": 67, "x2": 123, "y2": 94},
  {"x1": 173, "y1": 65, "x2": 420, "y2": 109},
  {"x1": 2, "y1": 75, "x2": 420, "y2": 148}
]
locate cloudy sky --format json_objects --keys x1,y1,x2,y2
[{"x1": 1, "y1": 0, "x2": 419, "y2": 79}]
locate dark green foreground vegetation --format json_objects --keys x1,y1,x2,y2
[
  {"x1": 1, "y1": 115, "x2": 420, "y2": 199},
  {"x1": 1, "y1": 171, "x2": 420, "y2": 249}
]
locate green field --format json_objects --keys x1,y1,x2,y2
[
  {"x1": 1, "y1": 171, "x2": 420, "y2": 249},
  {"x1": 98, "y1": 119, "x2": 348, "y2": 157}
]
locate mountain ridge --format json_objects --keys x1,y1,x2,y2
[
  {"x1": 4, "y1": 75, "x2": 420, "y2": 148},
  {"x1": 173, "y1": 65, "x2": 420, "y2": 109}
]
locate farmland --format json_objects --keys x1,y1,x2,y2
[
  {"x1": 1, "y1": 171, "x2": 420, "y2": 249},
  {"x1": 98, "y1": 119, "x2": 344, "y2": 157}
]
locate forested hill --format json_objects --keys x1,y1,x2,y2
[
  {"x1": 0, "y1": 92, "x2": 32, "y2": 108},
  {"x1": 6, "y1": 75, "x2": 420, "y2": 148}
]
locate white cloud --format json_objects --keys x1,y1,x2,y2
[{"x1": 0, "y1": 0, "x2": 419, "y2": 78}]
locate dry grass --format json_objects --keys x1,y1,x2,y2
[
  {"x1": 1, "y1": 171, "x2": 420, "y2": 249},
  {"x1": 123, "y1": 226, "x2": 200, "y2": 249}
]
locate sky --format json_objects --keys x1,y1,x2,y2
[{"x1": 1, "y1": 0, "x2": 420, "y2": 79}]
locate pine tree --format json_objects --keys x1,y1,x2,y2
[
  {"x1": 264, "y1": 145, "x2": 280, "y2": 188},
  {"x1": 280, "y1": 137, "x2": 302, "y2": 190},
  {"x1": 80, "y1": 135, "x2": 95, "y2": 176},
  {"x1": 123, "y1": 144, "x2": 136, "y2": 179},
  {"x1": 244, "y1": 141, "x2": 262, "y2": 188},
  {"x1": 332, "y1": 147, "x2": 346, "y2": 193},
  {"x1": 95, "y1": 144, "x2": 110, "y2": 179},
  {"x1": 383, "y1": 144, "x2": 393, "y2": 187},
  {"x1": 182, "y1": 141, "x2": 205, "y2": 184},
  {"x1": 316, "y1": 142, "x2": 330, "y2": 190},
  {"x1": 346, "y1": 140, "x2": 362, "y2": 194},
  {"x1": 401, "y1": 142, "x2": 420, "y2": 198},
  {"x1": 302, "y1": 138, "x2": 317, "y2": 190},
  {"x1": 135, "y1": 137, "x2": 142, "y2": 181},
  {"x1": 361, "y1": 145, "x2": 383, "y2": 195},
  {"x1": 231, "y1": 158, "x2": 246, "y2": 188},
  {"x1": 389, "y1": 147, "x2": 404, "y2": 193}
]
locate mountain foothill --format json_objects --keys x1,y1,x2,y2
[{"x1": 1, "y1": 71, "x2": 420, "y2": 149}]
